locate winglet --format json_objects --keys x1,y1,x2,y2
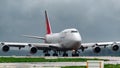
[{"x1": 45, "y1": 10, "x2": 52, "y2": 34}]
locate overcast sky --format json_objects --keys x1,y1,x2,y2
[{"x1": 0, "y1": 0, "x2": 120, "y2": 43}]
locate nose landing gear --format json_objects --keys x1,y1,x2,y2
[{"x1": 72, "y1": 50, "x2": 79, "y2": 57}]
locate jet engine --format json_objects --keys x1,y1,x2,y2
[
  {"x1": 93, "y1": 46, "x2": 101, "y2": 53},
  {"x1": 30, "y1": 47, "x2": 37, "y2": 54},
  {"x1": 2, "y1": 45, "x2": 10, "y2": 52},
  {"x1": 112, "y1": 45, "x2": 119, "y2": 51}
]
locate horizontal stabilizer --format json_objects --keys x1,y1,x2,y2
[{"x1": 23, "y1": 35, "x2": 45, "y2": 40}]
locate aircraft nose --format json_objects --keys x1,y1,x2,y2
[
  {"x1": 72, "y1": 33, "x2": 81, "y2": 42},
  {"x1": 71, "y1": 35, "x2": 81, "y2": 50}
]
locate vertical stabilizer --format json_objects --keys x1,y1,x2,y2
[{"x1": 45, "y1": 10, "x2": 52, "y2": 34}]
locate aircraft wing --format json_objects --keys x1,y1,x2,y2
[
  {"x1": 80, "y1": 41, "x2": 120, "y2": 53},
  {"x1": 1, "y1": 42, "x2": 28, "y2": 48},
  {"x1": 0, "y1": 42, "x2": 61, "y2": 54}
]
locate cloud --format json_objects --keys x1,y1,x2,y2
[{"x1": 0, "y1": 0, "x2": 120, "y2": 43}]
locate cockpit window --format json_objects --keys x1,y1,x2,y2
[{"x1": 71, "y1": 31, "x2": 78, "y2": 33}]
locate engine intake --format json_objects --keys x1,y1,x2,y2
[
  {"x1": 93, "y1": 47, "x2": 101, "y2": 53},
  {"x1": 30, "y1": 47, "x2": 37, "y2": 54},
  {"x1": 2, "y1": 45, "x2": 9, "y2": 52},
  {"x1": 112, "y1": 45, "x2": 119, "y2": 51}
]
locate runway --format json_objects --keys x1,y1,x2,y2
[
  {"x1": 0, "y1": 62, "x2": 86, "y2": 68},
  {"x1": 0, "y1": 56, "x2": 120, "y2": 68}
]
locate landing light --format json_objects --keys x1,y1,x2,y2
[{"x1": 72, "y1": 50, "x2": 75, "y2": 52}]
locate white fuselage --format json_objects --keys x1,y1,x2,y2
[{"x1": 45, "y1": 28, "x2": 82, "y2": 50}]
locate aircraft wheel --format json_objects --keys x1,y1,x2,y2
[
  {"x1": 72, "y1": 53, "x2": 79, "y2": 57},
  {"x1": 72, "y1": 53, "x2": 75, "y2": 57},
  {"x1": 53, "y1": 53, "x2": 58, "y2": 56},
  {"x1": 63, "y1": 53, "x2": 68, "y2": 57},
  {"x1": 45, "y1": 53, "x2": 50, "y2": 56},
  {"x1": 75, "y1": 53, "x2": 79, "y2": 56}
]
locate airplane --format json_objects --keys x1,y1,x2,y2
[{"x1": 0, "y1": 10, "x2": 120, "y2": 56}]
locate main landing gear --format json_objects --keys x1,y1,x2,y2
[
  {"x1": 52, "y1": 51, "x2": 69, "y2": 57},
  {"x1": 44, "y1": 50, "x2": 50, "y2": 56},
  {"x1": 63, "y1": 51, "x2": 68, "y2": 57},
  {"x1": 43, "y1": 50, "x2": 79, "y2": 57},
  {"x1": 45, "y1": 53, "x2": 50, "y2": 56},
  {"x1": 53, "y1": 51, "x2": 58, "y2": 56}
]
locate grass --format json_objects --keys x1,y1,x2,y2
[
  {"x1": 105, "y1": 64, "x2": 120, "y2": 68},
  {"x1": 0, "y1": 57, "x2": 107, "y2": 62}
]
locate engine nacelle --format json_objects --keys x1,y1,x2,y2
[
  {"x1": 112, "y1": 45, "x2": 119, "y2": 51},
  {"x1": 2, "y1": 45, "x2": 10, "y2": 52},
  {"x1": 30, "y1": 47, "x2": 37, "y2": 54},
  {"x1": 93, "y1": 47, "x2": 101, "y2": 53}
]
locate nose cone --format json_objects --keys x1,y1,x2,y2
[
  {"x1": 72, "y1": 33, "x2": 82, "y2": 42},
  {"x1": 70, "y1": 32, "x2": 82, "y2": 50}
]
